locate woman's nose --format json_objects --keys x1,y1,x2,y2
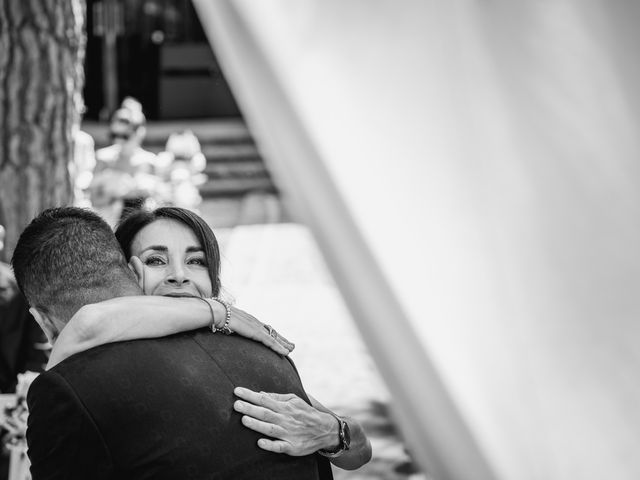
[{"x1": 166, "y1": 264, "x2": 189, "y2": 285}]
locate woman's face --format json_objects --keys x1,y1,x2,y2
[{"x1": 130, "y1": 218, "x2": 213, "y2": 298}]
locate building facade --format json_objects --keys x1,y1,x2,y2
[{"x1": 84, "y1": 0, "x2": 240, "y2": 120}]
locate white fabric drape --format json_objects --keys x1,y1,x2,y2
[{"x1": 193, "y1": 2, "x2": 640, "y2": 479}]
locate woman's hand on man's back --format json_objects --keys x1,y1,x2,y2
[{"x1": 228, "y1": 307, "x2": 295, "y2": 356}]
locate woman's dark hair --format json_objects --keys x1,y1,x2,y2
[{"x1": 115, "y1": 207, "x2": 221, "y2": 296}]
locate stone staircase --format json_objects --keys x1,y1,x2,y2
[{"x1": 83, "y1": 118, "x2": 277, "y2": 198}]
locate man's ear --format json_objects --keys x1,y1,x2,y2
[
  {"x1": 128, "y1": 256, "x2": 145, "y2": 290},
  {"x1": 29, "y1": 307, "x2": 59, "y2": 345}
]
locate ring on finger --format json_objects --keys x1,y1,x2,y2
[{"x1": 264, "y1": 324, "x2": 278, "y2": 339}]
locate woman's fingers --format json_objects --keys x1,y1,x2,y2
[
  {"x1": 128, "y1": 256, "x2": 145, "y2": 289},
  {"x1": 230, "y1": 307, "x2": 294, "y2": 355},
  {"x1": 255, "y1": 327, "x2": 290, "y2": 355},
  {"x1": 260, "y1": 330, "x2": 293, "y2": 355},
  {"x1": 228, "y1": 308, "x2": 290, "y2": 355},
  {"x1": 260, "y1": 336, "x2": 290, "y2": 355},
  {"x1": 278, "y1": 335, "x2": 295, "y2": 351},
  {"x1": 263, "y1": 325, "x2": 295, "y2": 352}
]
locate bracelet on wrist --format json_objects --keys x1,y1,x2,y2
[
  {"x1": 196, "y1": 297, "x2": 217, "y2": 331},
  {"x1": 211, "y1": 297, "x2": 233, "y2": 335}
]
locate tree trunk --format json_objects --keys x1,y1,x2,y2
[{"x1": 0, "y1": 0, "x2": 86, "y2": 262}]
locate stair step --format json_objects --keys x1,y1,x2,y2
[
  {"x1": 205, "y1": 161, "x2": 268, "y2": 178},
  {"x1": 116, "y1": 142, "x2": 260, "y2": 161},
  {"x1": 83, "y1": 119, "x2": 254, "y2": 148},
  {"x1": 82, "y1": 119, "x2": 276, "y2": 198},
  {"x1": 201, "y1": 144, "x2": 260, "y2": 163},
  {"x1": 199, "y1": 177, "x2": 276, "y2": 197},
  {"x1": 143, "y1": 119, "x2": 252, "y2": 145}
]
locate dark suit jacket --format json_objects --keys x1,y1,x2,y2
[{"x1": 26, "y1": 328, "x2": 333, "y2": 480}]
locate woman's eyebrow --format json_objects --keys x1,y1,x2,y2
[
  {"x1": 186, "y1": 246, "x2": 204, "y2": 253},
  {"x1": 140, "y1": 245, "x2": 168, "y2": 254}
]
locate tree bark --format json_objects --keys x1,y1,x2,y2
[{"x1": 0, "y1": 0, "x2": 86, "y2": 262}]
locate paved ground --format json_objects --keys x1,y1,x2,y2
[{"x1": 200, "y1": 196, "x2": 427, "y2": 480}]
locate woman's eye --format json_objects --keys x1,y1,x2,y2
[
  {"x1": 187, "y1": 257, "x2": 207, "y2": 266},
  {"x1": 144, "y1": 256, "x2": 166, "y2": 266}
]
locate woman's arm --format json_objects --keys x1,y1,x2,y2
[
  {"x1": 233, "y1": 388, "x2": 372, "y2": 470},
  {"x1": 48, "y1": 296, "x2": 293, "y2": 369}
]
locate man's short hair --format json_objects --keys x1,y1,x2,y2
[{"x1": 11, "y1": 207, "x2": 139, "y2": 322}]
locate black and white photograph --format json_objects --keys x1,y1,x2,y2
[{"x1": 1, "y1": 1, "x2": 639, "y2": 480}]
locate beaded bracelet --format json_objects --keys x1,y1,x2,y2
[{"x1": 212, "y1": 297, "x2": 233, "y2": 335}]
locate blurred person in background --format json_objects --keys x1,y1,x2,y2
[
  {"x1": 89, "y1": 97, "x2": 161, "y2": 226},
  {"x1": 71, "y1": 104, "x2": 97, "y2": 209},
  {"x1": 155, "y1": 129, "x2": 207, "y2": 212},
  {"x1": 71, "y1": 128, "x2": 97, "y2": 209},
  {"x1": 0, "y1": 225, "x2": 48, "y2": 480},
  {"x1": 0, "y1": 225, "x2": 49, "y2": 393}
]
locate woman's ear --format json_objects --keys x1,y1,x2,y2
[{"x1": 128, "y1": 256, "x2": 145, "y2": 290}]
